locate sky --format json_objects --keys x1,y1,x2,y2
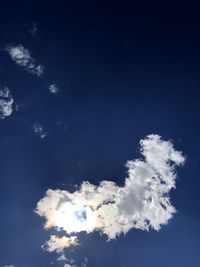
[{"x1": 0, "y1": 1, "x2": 200, "y2": 267}]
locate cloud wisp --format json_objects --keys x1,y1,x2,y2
[
  {"x1": 5, "y1": 44, "x2": 44, "y2": 76},
  {"x1": 33, "y1": 123, "x2": 46, "y2": 139},
  {"x1": 35, "y1": 134, "x2": 185, "y2": 253},
  {"x1": 64, "y1": 264, "x2": 75, "y2": 267},
  {"x1": 30, "y1": 22, "x2": 37, "y2": 37},
  {"x1": 0, "y1": 87, "x2": 14, "y2": 119}
]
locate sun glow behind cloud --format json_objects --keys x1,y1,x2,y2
[
  {"x1": 35, "y1": 134, "x2": 185, "y2": 253},
  {"x1": 54, "y1": 203, "x2": 96, "y2": 233}
]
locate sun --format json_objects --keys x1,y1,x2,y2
[{"x1": 54, "y1": 202, "x2": 96, "y2": 234}]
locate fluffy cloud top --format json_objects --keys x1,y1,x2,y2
[
  {"x1": 35, "y1": 135, "x2": 185, "y2": 253},
  {"x1": 0, "y1": 87, "x2": 14, "y2": 119},
  {"x1": 5, "y1": 44, "x2": 44, "y2": 76}
]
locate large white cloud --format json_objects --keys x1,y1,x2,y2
[
  {"x1": 35, "y1": 134, "x2": 185, "y2": 253},
  {"x1": 0, "y1": 87, "x2": 14, "y2": 119},
  {"x1": 5, "y1": 44, "x2": 44, "y2": 76}
]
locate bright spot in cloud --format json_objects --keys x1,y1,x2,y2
[
  {"x1": 35, "y1": 134, "x2": 185, "y2": 253},
  {"x1": 54, "y1": 203, "x2": 96, "y2": 234}
]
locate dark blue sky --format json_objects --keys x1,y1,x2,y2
[{"x1": 0, "y1": 1, "x2": 200, "y2": 267}]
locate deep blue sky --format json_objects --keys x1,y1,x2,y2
[{"x1": 0, "y1": 1, "x2": 200, "y2": 267}]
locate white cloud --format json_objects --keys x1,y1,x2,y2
[
  {"x1": 4, "y1": 265, "x2": 14, "y2": 267},
  {"x1": 33, "y1": 123, "x2": 46, "y2": 139},
  {"x1": 0, "y1": 87, "x2": 14, "y2": 119},
  {"x1": 49, "y1": 84, "x2": 59, "y2": 94},
  {"x1": 5, "y1": 44, "x2": 44, "y2": 76},
  {"x1": 42, "y1": 235, "x2": 79, "y2": 253},
  {"x1": 35, "y1": 135, "x2": 185, "y2": 251}
]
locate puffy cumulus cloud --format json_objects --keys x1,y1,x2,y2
[
  {"x1": 0, "y1": 87, "x2": 14, "y2": 119},
  {"x1": 35, "y1": 135, "x2": 185, "y2": 251},
  {"x1": 42, "y1": 235, "x2": 79, "y2": 253},
  {"x1": 5, "y1": 44, "x2": 44, "y2": 76},
  {"x1": 33, "y1": 123, "x2": 46, "y2": 139},
  {"x1": 4, "y1": 265, "x2": 15, "y2": 267},
  {"x1": 49, "y1": 83, "x2": 59, "y2": 94}
]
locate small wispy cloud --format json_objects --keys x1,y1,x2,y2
[
  {"x1": 33, "y1": 123, "x2": 46, "y2": 139},
  {"x1": 64, "y1": 264, "x2": 74, "y2": 267},
  {"x1": 57, "y1": 254, "x2": 67, "y2": 262},
  {"x1": 57, "y1": 255, "x2": 77, "y2": 267},
  {"x1": 42, "y1": 235, "x2": 79, "y2": 253},
  {"x1": 5, "y1": 44, "x2": 44, "y2": 76},
  {"x1": 30, "y1": 22, "x2": 37, "y2": 37},
  {"x1": 81, "y1": 256, "x2": 88, "y2": 267},
  {"x1": 0, "y1": 87, "x2": 14, "y2": 119},
  {"x1": 57, "y1": 254, "x2": 77, "y2": 267},
  {"x1": 35, "y1": 135, "x2": 185, "y2": 254},
  {"x1": 49, "y1": 84, "x2": 59, "y2": 94}
]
